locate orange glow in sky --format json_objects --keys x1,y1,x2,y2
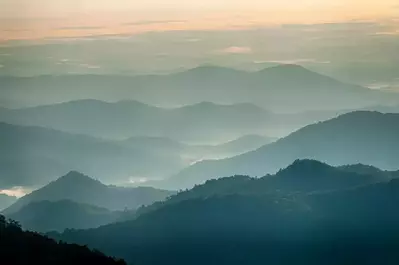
[
  {"x1": 0, "y1": 0, "x2": 398, "y2": 41},
  {"x1": 0, "y1": 186, "x2": 32, "y2": 197}
]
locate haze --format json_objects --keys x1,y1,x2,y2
[{"x1": 1, "y1": 1, "x2": 399, "y2": 265}]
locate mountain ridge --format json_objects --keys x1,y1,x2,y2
[
  {"x1": 130, "y1": 159, "x2": 390, "y2": 220},
  {"x1": 3, "y1": 171, "x2": 175, "y2": 215},
  {"x1": 0, "y1": 99, "x2": 277, "y2": 142},
  {"x1": 52, "y1": 161, "x2": 399, "y2": 265},
  {"x1": 3, "y1": 64, "x2": 397, "y2": 111},
  {"x1": 0, "y1": 122, "x2": 187, "y2": 188},
  {"x1": 165, "y1": 111, "x2": 399, "y2": 188}
]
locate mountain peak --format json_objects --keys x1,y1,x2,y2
[
  {"x1": 55, "y1": 171, "x2": 103, "y2": 188},
  {"x1": 62, "y1": 99, "x2": 109, "y2": 106},
  {"x1": 259, "y1": 64, "x2": 313, "y2": 74},
  {"x1": 275, "y1": 64, "x2": 306, "y2": 69},
  {"x1": 191, "y1": 101, "x2": 219, "y2": 107},
  {"x1": 182, "y1": 101, "x2": 265, "y2": 112},
  {"x1": 335, "y1": 110, "x2": 384, "y2": 119},
  {"x1": 290, "y1": 159, "x2": 330, "y2": 168},
  {"x1": 277, "y1": 159, "x2": 335, "y2": 177},
  {"x1": 115, "y1": 99, "x2": 154, "y2": 108},
  {"x1": 339, "y1": 163, "x2": 383, "y2": 173},
  {"x1": 61, "y1": 170, "x2": 89, "y2": 179},
  {"x1": 179, "y1": 65, "x2": 244, "y2": 76}
]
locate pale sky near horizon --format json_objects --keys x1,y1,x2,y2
[
  {"x1": 1, "y1": 0, "x2": 398, "y2": 41},
  {"x1": 0, "y1": 0, "x2": 398, "y2": 91},
  {"x1": 1, "y1": 0, "x2": 398, "y2": 15}
]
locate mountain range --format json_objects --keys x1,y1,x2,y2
[
  {"x1": 0, "y1": 121, "x2": 275, "y2": 188},
  {"x1": 3, "y1": 110, "x2": 398, "y2": 191},
  {"x1": 3, "y1": 171, "x2": 175, "y2": 215},
  {"x1": 0, "y1": 122, "x2": 187, "y2": 188},
  {"x1": 9, "y1": 160, "x2": 397, "y2": 234},
  {"x1": 2, "y1": 64, "x2": 398, "y2": 112},
  {"x1": 0, "y1": 99, "x2": 330, "y2": 141},
  {"x1": 131, "y1": 159, "x2": 396, "y2": 219},
  {"x1": 165, "y1": 111, "x2": 399, "y2": 188},
  {"x1": 51, "y1": 160, "x2": 399, "y2": 265}
]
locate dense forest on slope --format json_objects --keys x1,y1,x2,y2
[
  {"x1": 56, "y1": 188, "x2": 399, "y2": 265},
  {"x1": 0, "y1": 215, "x2": 126, "y2": 265},
  {"x1": 53, "y1": 160, "x2": 399, "y2": 265},
  {"x1": 122, "y1": 159, "x2": 396, "y2": 220}
]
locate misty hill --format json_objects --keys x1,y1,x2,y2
[
  {"x1": 0, "y1": 100, "x2": 278, "y2": 142},
  {"x1": 0, "y1": 194, "x2": 17, "y2": 211},
  {"x1": 0, "y1": 215, "x2": 126, "y2": 265},
  {"x1": 7, "y1": 200, "x2": 121, "y2": 232},
  {"x1": 167, "y1": 111, "x2": 399, "y2": 188},
  {"x1": 54, "y1": 176, "x2": 399, "y2": 265},
  {"x1": 123, "y1": 136, "x2": 185, "y2": 154},
  {"x1": 123, "y1": 134, "x2": 275, "y2": 165},
  {"x1": 3, "y1": 65, "x2": 398, "y2": 113},
  {"x1": 198, "y1": 134, "x2": 276, "y2": 156},
  {"x1": 0, "y1": 121, "x2": 277, "y2": 189},
  {"x1": 0, "y1": 122, "x2": 187, "y2": 188},
  {"x1": 3, "y1": 171, "x2": 174, "y2": 215}
]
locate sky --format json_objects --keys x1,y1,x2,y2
[
  {"x1": 0, "y1": 186, "x2": 33, "y2": 197},
  {"x1": 1, "y1": 0, "x2": 398, "y2": 41},
  {"x1": 0, "y1": 0, "x2": 398, "y2": 90}
]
